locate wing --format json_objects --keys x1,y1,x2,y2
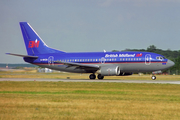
[
  {"x1": 6, "y1": 53, "x2": 38, "y2": 59},
  {"x1": 54, "y1": 61, "x2": 100, "y2": 72}
]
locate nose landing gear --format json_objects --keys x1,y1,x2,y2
[{"x1": 151, "y1": 75, "x2": 156, "y2": 80}]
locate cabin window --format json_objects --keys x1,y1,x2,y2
[{"x1": 156, "y1": 56, "x2": 165, "y2": 60}]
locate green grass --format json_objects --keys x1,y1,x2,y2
[
  {"x1": 0, "y1": 81, "x2": 180, "y2": 119},
  {"x1": 1, "y1": 71, "x2": 180, "y2": 80}
]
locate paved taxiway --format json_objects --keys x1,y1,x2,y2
[{"x1": 0, "y1": 78, "x2": 180, "y2": 84}]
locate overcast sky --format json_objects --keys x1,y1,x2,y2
[{"x1": 1, "y1": 0, "x2": 180, "y2": 63}]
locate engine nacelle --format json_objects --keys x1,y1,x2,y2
[
  {"x1": 98, "y1": 66, "x2": 120, "y2": 76},
  {"x1": 118, "y1": 72, "x2": 133, "y2": 76}
]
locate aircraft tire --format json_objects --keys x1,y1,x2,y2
[
  {"x1": 89, "y1": 74, "x2": 96, "y2": 79},
  {"x1": 97, "y1": 74, "x2": 104, "y2": 80},
  {"x1": 152, "y1": 76, "x2": 156, "y2": 80}
]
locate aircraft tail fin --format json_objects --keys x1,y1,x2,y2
[{"x1": 19, "y1": 22, "x2": 65, "y2": 55}]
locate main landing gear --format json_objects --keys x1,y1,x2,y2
[
  {"x1": 97, "y1": 74, "x2": 104, "y2": 79},
  {"x1": 89, "y1": 74, "x2": 96, "y2": 79},
  {"x1": 89, "y1": 74, "x2": 104, "y2": 80}
]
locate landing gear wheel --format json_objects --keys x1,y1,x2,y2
[
  {"x1": 151, "y1": 76, "x2": 156, "y2": 80},
  {"x1": 89, "y1": 74, "x2": 96, "y2": 79},
  {"x1": 97, "y1": 74, "x2": 104, "y2": 80}
]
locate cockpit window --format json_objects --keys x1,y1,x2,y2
[{"x1": 156, "y1": 56, "x2": 166, "y2": 60}]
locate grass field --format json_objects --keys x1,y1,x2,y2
[
  {"x1": 1, "y1": 71, "x2": 180, "y2": 80},
  {"x1": 0, "y1": 81, "x2": 180, "y2": 120},
  {"x1": 0, "y1": 71, "x2": 180, "y2": 119}
]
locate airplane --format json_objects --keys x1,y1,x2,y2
[{"x1": 6, "y1": 22, "x2": 175, "y2": 80}]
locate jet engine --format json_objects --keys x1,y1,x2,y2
[{"x1": 98, "y1": 66, "x2": 120, "y2": 76}]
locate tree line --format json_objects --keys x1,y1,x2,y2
[{"x1": 113, "y1": 45, "x2": 180, "y2": 74}]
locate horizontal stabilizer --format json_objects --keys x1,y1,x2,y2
[{"x1": 6, "y1": 53, "x2": 38, "y2": 59}]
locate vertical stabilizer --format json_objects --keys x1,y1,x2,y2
[{"x1": 19, "y1": 22, "x2": 65, "y2": 55}]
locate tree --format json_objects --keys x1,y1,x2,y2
[
  {"x1": 112, "y1": 50, "x2": 119, "y2": 52},
  {"x1": 147, "y1": 45, "x2": 157, "y2": 52}
]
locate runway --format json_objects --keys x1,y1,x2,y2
[{"x1": 0, "y1": 78, "x2": 180, "y2": 84}]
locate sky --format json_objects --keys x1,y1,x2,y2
[{"x1": 1, "y1": 0, "x2": 180, "y2": 63}]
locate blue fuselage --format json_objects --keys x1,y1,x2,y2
[{"x1": 24, "y1": 51, "x2": 173, "y2": 73}]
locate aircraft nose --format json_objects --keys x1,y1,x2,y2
[{"x1": 167, "y1": 59, "x2": 175, "y2": 68}]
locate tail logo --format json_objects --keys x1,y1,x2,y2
[{"x1": 28, "y1": 39, "x2": 39, "y2": 48}]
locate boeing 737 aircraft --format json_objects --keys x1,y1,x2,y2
[{"x1": 7, "y1": 22, "x2": 174, "y2": 80}]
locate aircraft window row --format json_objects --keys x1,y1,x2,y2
[
  {"x1": 58, "y1": 58, "x2": 118, "y2": 62},
  {"x1": 120, "y1": 58, "x2": 142, "y2": 61},
  {"x1": 57, "y1": 58, "x2": 141, "y2": 62},
  {"x1": 106, "y1": 58, "x2": 117, "y2": 61},
  {"x1": 60, "y1": 59, "x2": 101, "y2": 62}
]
